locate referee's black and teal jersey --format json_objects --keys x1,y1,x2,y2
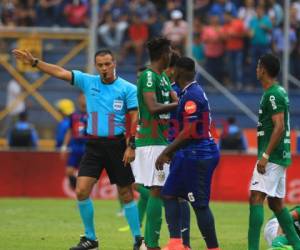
[{"x1": 71, "y1": 70, "x2": 137, "y2": 137}]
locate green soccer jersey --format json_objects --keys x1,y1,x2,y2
[
  {"x1": 257, "y1": 84, "x2": 291, "y2": 167},
  {"x1": 136, "y1": 68, "x2": 171, "y2": 147}
]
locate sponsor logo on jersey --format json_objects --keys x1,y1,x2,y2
[
  {"x1": 146, "y1": 71, "x2": 153, "y2": 87},
  {"x1": 269, "y1": 95, "x2": 277, "y2": 110},
  {"x1": 184, "y1": 101, "x2": 197, "y2": 114}
]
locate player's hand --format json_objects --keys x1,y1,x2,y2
[
  {"x1": 155, "y1": 153, "x2": 171, "y2": 170},
  {"x1": 257, "y1": 157, "x2": 268, "y2": 174},
  {"x1": 12, "y1": 49, "x2": 35, "y2": 65},
  {"x1": 123, "y1": 147, "x2": 135, "y2": 166},
  {"x1": 60, "y1": 145, "x2": 68, "y2": 160}
]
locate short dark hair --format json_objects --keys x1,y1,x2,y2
[
  {"x1": 259, "y1": 53, "x2": 280, "y2": 77},
  {"x1": 147, "y1": 37, "x2": 171, "y2": 61},
  {"x1": 169, "y1": 51, "x2": 180, "y2": 68},
  {"x1": 94, "y1": 49, "x2": 115, "y2": 62},
  {"x1": 175, "y1": 56, "x2": 195, "y2": 73},
  {"x1": 138, "y1": 66, "x2": 147, "y2": 73}
]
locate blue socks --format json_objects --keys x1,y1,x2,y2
[
  {"x1": 78, "y1": 198, "x2": 96, "y2": 240},
  {"x1": 164, "y1": 198, "x2": 181, "y2": 238},
  {"x1": 179, "y1": 200, "x2": 191, "y2": 247},
  {"x1": 193, "y1": 205, "x2": 219, "y2": 249},
  {"x1": 123, "y1": 201, "x2": 141, "y2": 241}
]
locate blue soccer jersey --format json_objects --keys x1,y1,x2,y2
[
  {"x1": 176, "y1": 81, "x2": 219, "y2": 159},
  {"x1": 71, "y1": 70, "x2": 138, "y2": 137},
  {"x1": 162, "y1": 81, "x2": 220, "y2": 207}
]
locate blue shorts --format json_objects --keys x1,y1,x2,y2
[
  {"x1": 67, "y1": 150, "x2": 85, "y2": 168},
  {"x1": 162, "y1": 150, "x2": 219, "y2": 208}
]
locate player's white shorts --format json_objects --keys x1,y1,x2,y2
[
  {"x1": 264, "y1": 218, "x2": 280, "y2": 246},
  {"x1": 250, "y1": 161, "x2": 286, "y2": 198},
  {"x1": 131, "y1": 145, "x2": 170, "y2": 187}
]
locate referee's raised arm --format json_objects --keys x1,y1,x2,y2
[{"x1": 12, "y1": 49, "x2": 72, "y2": 82}]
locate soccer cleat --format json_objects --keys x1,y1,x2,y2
[
  {"x1": 162, "y1": 238, "x2": 186, "y2": 250},
  {"x1": 133, "y1": 236, "x2": 146, "y2": 250},
  {"x1": 69, "y1": 236, "x2": 98, "y2": 250}
]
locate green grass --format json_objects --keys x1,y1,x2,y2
[{"x1": 0, "y1": 199, "x2": 274, "y2": 250}]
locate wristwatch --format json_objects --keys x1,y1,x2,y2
[
  {"x1": 128, "y1": 136, "x2": 136, "y2": 150},
  {"x1": 32, "y1": 59, "x2": 39, "y2": 67},
  {"x1": 128, "y1": 141, "x2": 136, "y2": 150}
]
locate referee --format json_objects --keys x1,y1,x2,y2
[{"x1": 13, "y1": 49, "x2": 143, "y2": 250}]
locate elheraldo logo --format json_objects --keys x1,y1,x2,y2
[{"x1": 269, "y1": 95, "x2": 277, "y2": 110}]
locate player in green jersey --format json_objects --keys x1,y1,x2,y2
[
  {"x1": 131, "y1": 37, "x2": 177, "y2": 249},
  {"x1": 264, "y1": 206, "x2": 300, "y2": 249},
  {"x1": 248, "y1": 54, "x2": 300, "y2": 250}
]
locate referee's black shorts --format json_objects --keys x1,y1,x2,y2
[{"x1": 78, "y1": 135, "x2": 135, "y2": 187}]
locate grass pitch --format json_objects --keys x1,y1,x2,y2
[{"x1": 0, "y1": 199, "x2": 274, "y2": 250}]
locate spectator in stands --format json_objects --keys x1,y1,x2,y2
[
  {"x1": 248, "y1": 5, "x2": 272, "y2": 86},
  {"x1": 1, "y1": 78, "x2": 26, "y2": 137},
  {"x1": 55, "y1": 98, "x2": 75, "y2": 148},
  {"x1": 119, "y1": 14, "x2": 149, "y2": 68},
  {"x1": 219, "y1": 117, "x2": 248, "y2": 151},
  {"x1": 223, "y1": 11, "x2": 246, "y2": 89},
  {"x1": 194, "y1": 0, "x2": 211, "y2": 19},
  {"x1": 8, "y1": 111, "x2": 39, "y2": 148},
  {"x1": 201, "y1": 14, "x2": 225, "y2": 83},
  {"x1": 238, "y1": 0, "x2": 256, "y2": 28},
  {"x1": 267, "y1": 0, "x2": 283, "y2": 27},
  {"x1": 210, "y1": 0, "x2": 238, "y2": 23},
  {"x1": 162, "y1": 9, "x2": 188, "y2": 54},
  {"x1": 36, "y1": 0, "x2": 64, "y2": 27},
  {"x1": 64, "y1": 0, "x2": 89, "y2": 27},
  {"x1": 130, "y1": 0, "x2": 157, "y2": 26},
  {"x1": 272, "y1": 22, "x2": 297, "y2": 60},
  {"x1": 15, "y1": 0, "x2": 36, "y2": 26},
  {"x1": 0, "y1": 0, "x2": 17, "y2": 26},
  {"x1": 98, "y1": 0, "x2": 129, "y2": 51}
]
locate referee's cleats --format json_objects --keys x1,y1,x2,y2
[
  {"x1": 133, "y1": 236, "x2": 146, "y2": 250},
  {"x1": 69, "y1": 236, "x2": 98, "y2": 250}
]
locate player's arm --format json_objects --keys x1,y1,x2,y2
[
  {"x1": 257, "y1": 112, "x2": 285, "y2": 174},
  {"x1": 123, "y1": 109, "x2": 138, "y2": 166},
  {"x1": 12, "y1": 49, "x2": 72, "y2": 82},
  {"x1": 155, "y1": 121, "x2": 194, "y2": 170},
  {"x1": 170, "y1": 90, "x2": 179, "y2": 103},
  {"x1": 61, "y1": 129, "x2": 72, "y2": 151},
  {"x1": 143, "y1": 92, "x2": 177, "y2": 115},
  {"x1": 265, "y1": 112, "x2": 285, "y2": 156}
]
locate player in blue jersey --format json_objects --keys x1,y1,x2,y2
[
  {"x1": 60, "y1": 92, "x2": 88, "y2": 190},
  {"x1": 165, "y1": 52, "x2": 191, "y2": 250},
  {"x1": 13, "y1": 49, "x2": 143, "y2": 250},
  {"x1": 156, "y1": 57, "x2": 221, "y2": 250}
]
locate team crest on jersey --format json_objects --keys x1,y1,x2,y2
[
  {"x1": 184, "y1": 101, "x2": 197, "y2": 114},
  {"x1": 113, "y1": 99, "x2": 124, "y2": 111}
]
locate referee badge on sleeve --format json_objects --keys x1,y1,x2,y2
[{"x1": 113, "y1": 99, "x2": 124, "y2": 111}]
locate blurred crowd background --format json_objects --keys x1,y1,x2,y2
[{"x1": 1, "y1": 0, "x2": 300, "y2": 89}]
